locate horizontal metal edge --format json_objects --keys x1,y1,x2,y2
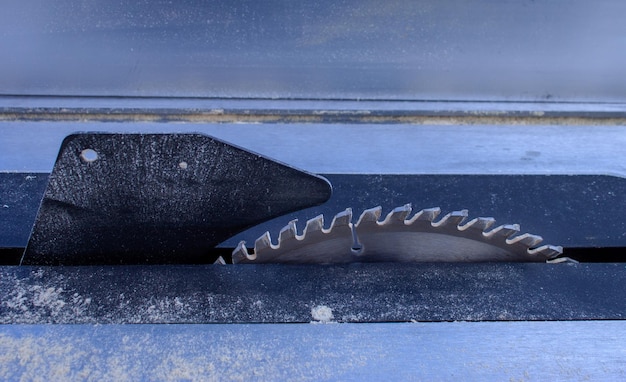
[
  {"x1": 2, "y1": 96, "x2": 626, "y2": 121},
  {"x1": 1, "y1": 263, "x2": 625, "y2": 324},
  {"x1": 1, "y1": 321, "x2": 625, "y2": 381},
  {"x1": 2, "y1": 122, "x2": 626, "y2": 177}
]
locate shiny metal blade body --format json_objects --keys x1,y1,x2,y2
[{"x1": 232, "y1": 205, "x2": 563, "y2": 264}]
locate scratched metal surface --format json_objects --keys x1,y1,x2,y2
[
  {"x1": 2, "y1": 121, "x2": 626, "y2": 176},
  {"x1": 2, "y1": 263, "x2": 625, "y2": 323},
  {"x1": 1, "y1": 321, "x2": 625, "y2": 381}
]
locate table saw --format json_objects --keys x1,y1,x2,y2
[{"x1": 2, "y1": 0, "x2": 626, "y2": 380}]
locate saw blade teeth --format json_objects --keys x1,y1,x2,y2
[
  {"x1": 528, "y1": 244, "x2": 563, "y2": 258},
  {"x1": 432, "y1": 210, "x2": 468, "y2": 228},
  {"x1": 483, "y1": 224, "x2": 520, "y2": 240},
  {"x1": 547, "y1": 256, "x2": 577, "y2": 264},
  {"x1": 214, "y1": 256, "x2": 227, "y2": 265},
  {"x1": 329, "y1": 208, "x2": 353, "y2": 230},
  {"x1": 356, "y1": 206, "x2": 383, "y2": 227},
  {"x1": 234, "y1": 204, "x2": 563, "y2": 264},
  {"x1": 303, "y1": 215, "x2": 325, "y2": 236},
  {"x1": 278, "y1": 219, "x2": 298, "y2": 244},
  {"x1": 380, "y1": 204, "x2": 412, "y2": 226},
  {"x1": 407, "y1": 207, "x2": 441, "y2": 224},
  {"x1": 255, "y1": 231, "x2": 274, "y2": 252},
  {"x1": 506, "y1": 233, "x2": 544, "y2": 248},
  {"x1": 232, "y1": 240, "x2": 253, "y2": 263},
  {"x1": 458, "y1": 217, "x2": 496, "y2": 232}
]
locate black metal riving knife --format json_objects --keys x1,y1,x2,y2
[{"x1": 22, "y1": 133, "x2": 332, "y2": 265}]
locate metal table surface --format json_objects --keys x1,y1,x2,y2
[{"x1": 2, "y1": 321, "x2": 626, "y2": 381}]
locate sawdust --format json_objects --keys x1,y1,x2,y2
[
  {"x1": 1, "y1": 268, "x2": 300, "y2": 324},
  {"x1": 0, "y1": 325, "x2": 375, "y2": 381},
  {"x1": 310, "y1": 305, "x2": 334, "y2": 323},
  {"x1": 1, "y1": 269, "x2": 92, "y2": 324},
  {"x1": 118, "y1": 295, "x2": 195, "y2": 323},
  {"x1": 1, "y1": 264, "x2": 576, "y2": 325}
]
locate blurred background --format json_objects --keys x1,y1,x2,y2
[{"x1": 2, "y1": 0, "x2": 625, "y2": 102}]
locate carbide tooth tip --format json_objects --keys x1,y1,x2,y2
[
  {"x1": 356, "y1": 206, "x2": 382, "y2": 226},
  {"x1": 547, "y1": 257, "x2": 578, "y2": 264},
  {"x1": 330, "y1": 208, "x2": 353, "y2": 228},
  {"x1": 254, "y1": 231, "x2": 273, "y2": 251},
  {"x1": 484, "y1": 224, "x2": 520, "y2": 239},
  {"x1": 278, "y1": 221, "x2": 298, "y2": 243},
  {"x1": 304, "y1": 215, "x2": 325, "y2": 235},
  {"x1": 232, "y1": 241, "x2": 254, "y2": 263},
  {"x1": 529, "y1": 245, "x2": 563, "y2": 258},
  {"x1": 381, "y1": 204, "x2": 412, "y2": 225},
  {"x1": 408, "y1": 207, "x2": 441, "y2": 224},
  {"x1": 459, "y1": 217, "x2": 496, "y2": 232},
  {"x1": 399, "y1": 203, "x2": 412, "y2": 213},
  {"x1": 433, "y1": 210, "x2": 468, "y2": 228},
  {"x1": 506, "y1": 233, "x2": 543, "y2": 248},
  {"x1": 395, "y1": 204, "x2": 412, "y2": 214},
  {"x1": 214, "y1": 256, "x2": 227, "y2": 265}
]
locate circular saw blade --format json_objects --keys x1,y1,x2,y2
[{"x1": 232, "y1": 204, "x2": 563, "y2": 264}]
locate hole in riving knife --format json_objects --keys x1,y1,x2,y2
[{"x1": 80, "y1": 148, "x2": 98, "y2": 162}]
